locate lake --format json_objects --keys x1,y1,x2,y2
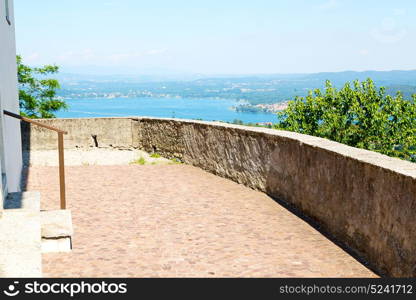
[{"x1": 55, "y1": 97, "x2": 278, "y2": 124}]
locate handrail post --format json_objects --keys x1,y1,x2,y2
[
  {"x1": 58, "y1": 132, "x2": 66, "y2": 209},
  {"x1": 3, "y1": 109, "x2": 67, "y2": 210}
]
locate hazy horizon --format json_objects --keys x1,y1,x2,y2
[
  {"x1": 15, "y1": 0, "x2": 416, "y2": 74},
  {"x1": 55, "y1": 68, "x2": 416, "y2": 80}
]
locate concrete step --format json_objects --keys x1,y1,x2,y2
[
  {"x1": 0, "y1": 191, "x2": 42, "y2": 277},
  {"x1": 0, "y1": 191, "x2": 73, "y2": 276},
  {"x1": 0, "y1": 209, "x2": 42, "y2": 277},
  {"x1": 41, "y1": 210, "x2": 73, "y2": 238},
  {"x1": 4, "y1": 191, "x2": 40, "y2": 210},
  {"x1": 41, "y1": 210, "x2": 73, "y2": 253}
]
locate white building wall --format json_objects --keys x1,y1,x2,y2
[{"x1": 0, "y1": 0, "x2": 23, "y2": 194}]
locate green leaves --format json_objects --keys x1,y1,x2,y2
[
  {"x1": 276, "y1": 78, "x2": 416, "y2": 162},
  {"x1": 17, "y1": 55, "x2": 67, "y2": 119}
]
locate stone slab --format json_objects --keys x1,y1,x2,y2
[
  {"x1": 42, "y1": 237, "x2": 72, "y2": 253},
  {"x1": 0, "y1": 210, "x2": 42, "y2": 277},
  {"x1": 41, "y1": 210, "x2": 73, "y2": 238}
]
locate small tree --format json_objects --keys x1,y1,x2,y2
[
  {"x1": 17, "y1": 55, "x2": 67, "y2": 118},
  {"x1": 276, "y1": 79, "x2": 416, "y2": 162}
]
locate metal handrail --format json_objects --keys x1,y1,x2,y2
[
  {"x1": 3, "y1": 110, "x2": 67, "y2": 209},
  {"x1": 3, "y1": 110, "x2": 67, "y2": 134}
]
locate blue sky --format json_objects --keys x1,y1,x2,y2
[{"x1": 14, "y1": 0, "x2": 416, "y2": 75}]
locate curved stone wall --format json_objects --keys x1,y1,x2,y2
[{"x1": 22, "y1": 117, "x2": 416, "y2": 277}]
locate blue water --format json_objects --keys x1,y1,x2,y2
[{"x1": 55, "y1": 97, "x2": 278, "y2": 123}]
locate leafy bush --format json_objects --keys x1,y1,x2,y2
[
  {"x1": 17, "y1": 55, "x2": 67, "y2": 118},
  {"x1": 130, "y1": 157, "x2": 146, "y2": 165},
  {"x1": 276, "y1": 79, "x2": 416, "y2": 162},
  {"x1": 169, "y1": 158, "x2": 182, "y2": 164}
]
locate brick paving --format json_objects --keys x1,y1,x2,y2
[{"x1": 24, "y1": 164, "x2": 376, "y2": 277}]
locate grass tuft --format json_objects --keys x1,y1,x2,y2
[
  {"x1": 130, "y1": 157, "x2": 146, "y2": 165},
  {"x1": 169, "y1": 158, "x2": 182, "y2": 165}
]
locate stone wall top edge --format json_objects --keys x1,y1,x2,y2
[{"x1": 39, "y1": 117, "x2": 416, "y2": 178}]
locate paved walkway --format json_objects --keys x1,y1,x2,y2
[{"x1": 24, "y1": 164, "x2": 376, "y2": 277}]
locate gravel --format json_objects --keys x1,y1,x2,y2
[{"x1": 23, "y1": 148, "x2": 172, "y2": 167}]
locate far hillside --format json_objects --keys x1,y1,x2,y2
[{"x1": 56, "y1": 70, "x2": 416, "y2": 105}]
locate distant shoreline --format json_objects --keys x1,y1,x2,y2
[
  {"x1": 57, "y1": 97, "x2": 279, "y2": 124},
  {"x1": 233, "y1": 102, "x2": 289, "y2": 114}
]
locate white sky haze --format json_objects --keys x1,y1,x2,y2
[{"x1": 14, "y1": 0, "x2": 416, "y2": 75}]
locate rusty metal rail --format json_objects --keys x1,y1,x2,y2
[{"x1": 3, "y1": 110, "x2": 67, "y2": 209}]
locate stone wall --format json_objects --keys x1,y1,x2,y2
[
  {"x1": 21, "y1": 117, "x2": 134, "y2": 150},
  {"x1": 22, "y1": 117, "x2": 416, "y2": 277}
]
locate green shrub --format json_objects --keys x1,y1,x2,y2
[
  {"x1": 276, "y1": 79, "x2": 416, "y2": 162},
  {"x1": 130, "y1": 157, "x2": 146, "y2": 165},
  {"x1": 169, "y1": 158, "x2": 182, "y2": 164},
  {"x1": 17, "y1": 55, "x2": 67, "y2": 118}
]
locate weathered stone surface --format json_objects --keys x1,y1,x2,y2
[
  {"x1": 0, "y1": 210, "x2": 42, "y2": 277},
  {"x1": 41, "y1": 210, "x2": 73, "y2": 238},
  {"x1": 22, "y1": 117, "x2": 133, "y2": 150},
  {"x1": 22, "y1": 117, "x2": 416, "y2": 277},
  {"x1": 35, "y1": 164, "x2": 376, "y2": 277}
]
